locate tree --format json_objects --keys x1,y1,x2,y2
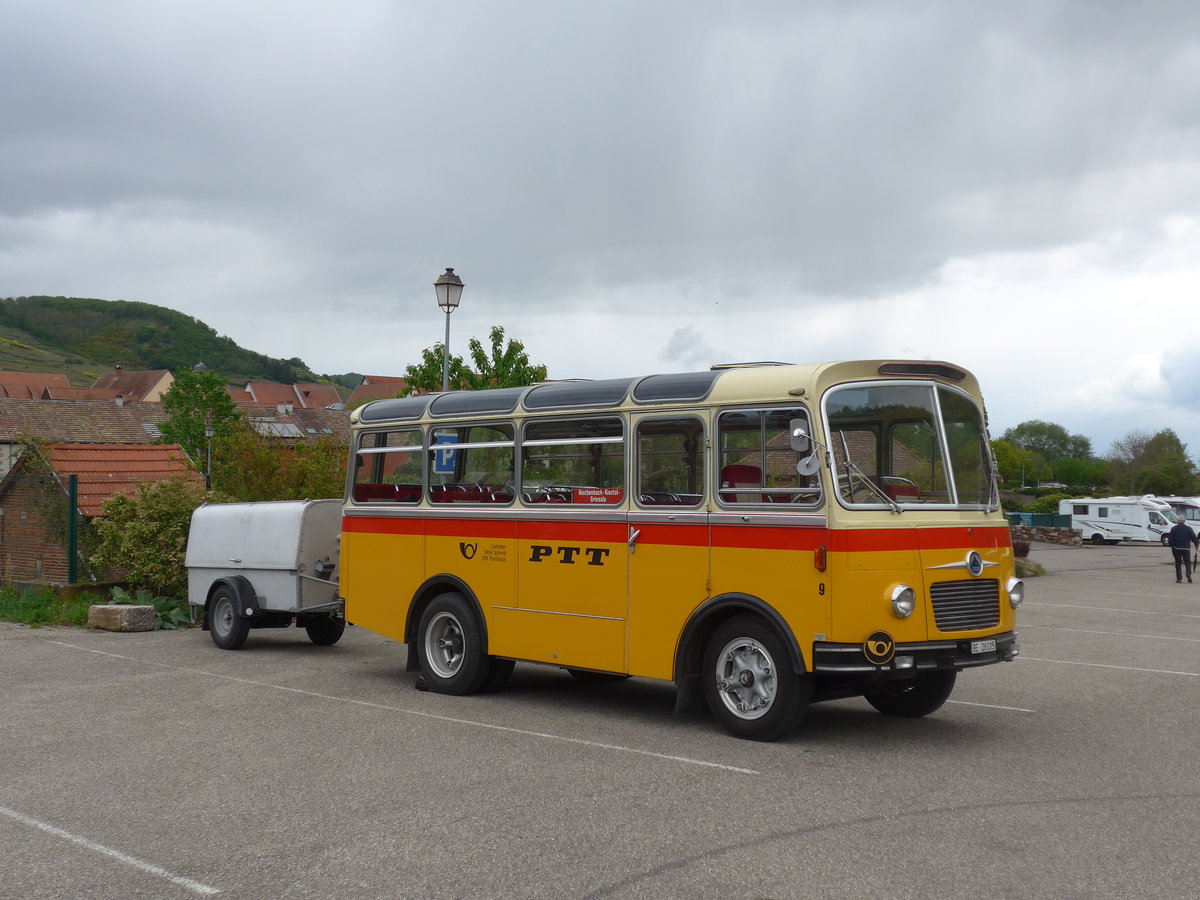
[
  {"x1": 211, "y1": 419, "x2": 348, "y2": 502},
  {"x1": 990, "y1": 439, "x2": 1049, "y2": 487},
  {"x1": 1000, "y1": 420, "x2": 1092, "y2": 463},
  {"x1": 402, "y1": 325, "x2": 548, "y2": 394},
  {"x1": 159, "y1": 368, "x2": 240, "y2": 464},
  {"x1": 90, "y1": 478, "x2": 218, "y2": 599},
  {"x1": 400, "y1": 344, "x2": 469, "y2": 394},
  {"x1": 459, "y1": 325, "x2": 549, "y2": 390},
  {"x1": 1107, "y1": 428, "x2": 1199, "y2": 495}
]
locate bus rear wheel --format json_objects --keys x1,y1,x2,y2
[
  {"x1": 864, "y1": 670, "x2": 957, "y2": 717},
  {"x1": 304, "y1": 615, "x2": 345, "y2": 646},
  {"x1": 417, "y1": 593, "x2": 492, "y2": 695},
  {"x1": 702, "y1": 616, "x2": 808, "y2": 742}
]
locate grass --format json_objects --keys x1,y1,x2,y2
[{"x1": 0, "y1": 585, "x2": 102, "y2": 627}]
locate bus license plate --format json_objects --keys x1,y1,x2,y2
[{"x1": 970, "y1": 639, "x2": 997, "y2": 654}]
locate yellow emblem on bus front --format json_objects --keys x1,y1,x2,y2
[{"x1": 864, "y1": 631, "x2": 895, "y2": 665}]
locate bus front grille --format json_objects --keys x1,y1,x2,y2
[{"x1": 930, "y1": 579, "x2": 1000, "y2": 631}]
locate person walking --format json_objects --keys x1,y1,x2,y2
[{"x1": 1166, "y1": 515, "x2": 1198, "y2": 583}]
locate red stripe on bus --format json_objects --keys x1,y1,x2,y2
[{"x1": 343, "y1": 516, "x2": 1009, "y2": 553}]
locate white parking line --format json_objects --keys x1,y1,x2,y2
[
  {"x1": 48, "y1": 641, "x2": 759, "y2": 776},
  {"x1": 1018, "y1": 656, "x2": 1198, "y2": 677},
  {"x1": 1021, "y1": 624, "x2": 1200, "y2": 643},
  {"x1": 0, "y1": 805, "x2": 220, "y2": 895},
  {"x1": 948, "y1": 700, "x2": 1035, "y2": 713},
  {"x1": 1027, "y1": 597, "x2": 1200, "y2": 618}
]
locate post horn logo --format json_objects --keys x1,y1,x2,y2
[
  {"x1": 459, "y1": 542, "x2": 478, "y2": 560},
  {"x1": 864, "y1": 631, "x2": 895, "y2": 666}
]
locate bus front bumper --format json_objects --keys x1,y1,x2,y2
[{"x1": 812, "y1": 631, "x2": 1019, "y2": 674}]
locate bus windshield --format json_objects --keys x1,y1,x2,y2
[{"x1": 825, "y1": 381, "x2": 996, "y2": 509}]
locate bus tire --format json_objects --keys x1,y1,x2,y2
[
  {"x1": 209, "y1": 584, "x2": 250, "y2": 651},
  {"x1": 702, "y1": 616, "x2": 808, "y2": 742},
  {"x1": 864, "y1": 670, "x2": 957, "y2": 718},
  {"x1": 417, "y1": 592, "x2": 491, "y2": 695},
  {"x1": 305, "y1": 616, "x2": 345, "y2": 646}
]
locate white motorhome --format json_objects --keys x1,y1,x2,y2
[
  {"x1": 1155, "y1": 496, "x2": 1200, "y2": 530},
  {"x1": 1059, "y1": 495, "x2": 1176, "y2": 545}
]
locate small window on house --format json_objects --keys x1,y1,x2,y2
[{"x1": 352, "y1": 429, "x2": 423, "y2": 503}]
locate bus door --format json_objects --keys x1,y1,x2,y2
[
  {"x1": 507, "y1": 416, "x2": 628, "y2": 672},
  {"x1": 627, "y1": 413, "x2": 711, "y2": 680}
]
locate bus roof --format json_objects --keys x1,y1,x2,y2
[{"x1": 352, "y1": 359, "x2": 977, "y2": 425}]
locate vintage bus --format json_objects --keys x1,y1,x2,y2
[{"x1": 340, "y1": 359, "x2": 1022, "y2": 741}]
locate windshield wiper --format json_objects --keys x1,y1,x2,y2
[{"x1": 838, "y1": 432, "x2": 902, "y2": 514}]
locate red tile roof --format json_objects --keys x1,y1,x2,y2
[
  {"x1": 90, "y1": 369, "x2": 172, "y2": 401},
  {"x1": 347, "y1": 375, "x2": 411, "y2": 407},
  {"x1": 44, "y1": 443, "x2": 202, "y2": 516},
  {"x1": 41, "y1": 387, "x2": 122, "y2": 401},
  {"x1": 0, "y1": 372, "x2": 70, "y2": 399},
  {"x1": 0, "y1": 399, "x2": 169, "y2": 443}
]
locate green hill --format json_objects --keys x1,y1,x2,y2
[{"x1": 0, "y1": 296, "x2": 339, "y2": 386}]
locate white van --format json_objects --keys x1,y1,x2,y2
[{"x1": 1058, "y1": 495, "x2": 1176, "y2": 545}]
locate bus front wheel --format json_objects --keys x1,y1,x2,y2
[
  {"x1": 702, "y1": 616, "x2": 809, "y2": 742},
  {"x1": 417, "y1": 593, "x2": 491, "y2": 695},
  {"x1": 864, "y1": 670, "x2": 956, "y2": 717}
]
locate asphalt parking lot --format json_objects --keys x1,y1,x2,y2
[{"x1": 2, "y1": 542, "x2": 1198, "y2": 899}]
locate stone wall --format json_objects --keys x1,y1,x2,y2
[{"x1": 1010, "y1": 524, "x2": 1082, "y2": 547}]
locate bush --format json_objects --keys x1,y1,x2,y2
[
  {"x1": 90, "y1": 478, "x2": 222, "y2": 600},
  {"x1": 1012, "y1": 539, "x2": 1031, "y2": 559}
]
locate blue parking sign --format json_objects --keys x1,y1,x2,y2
[{"x1": 433, "y1": 435, "x2": 458, "y2": 474}]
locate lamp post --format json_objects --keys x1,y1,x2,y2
[
  {"x1": 433, "y1": 267, "x2": 464, "y2": 392},
  {"x1": 204, "y1": 424, "x2": 214, "y2": 490}
]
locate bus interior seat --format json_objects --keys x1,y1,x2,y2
[{"x1": 721, "y1": 464, "x2": 763, "y2": 503}]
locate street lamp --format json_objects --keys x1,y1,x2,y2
[
  {"x1": 204, "y1": 424, "x2": 214, "y2": 490},
  {"x1": 433, "y1": 267, "x2": 464, "y2": 392}
]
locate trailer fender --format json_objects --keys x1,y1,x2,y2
[{"x1": 203, "y1": 575, "x2": 260, "y2": 631}]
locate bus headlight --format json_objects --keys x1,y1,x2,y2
[
  {"x1": 890, "y1": 584, "x2": 916, "y2": 618},
  {"x1": 1007, "y1": 577, "x2": 1025, "y2": 609}
]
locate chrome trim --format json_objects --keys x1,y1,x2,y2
[
  {"x1": 342, "y1": 506, "x2": 631, "y2": 524},
  {"x1": 492, "y1": 605, "x2": 623, "y2": 622},
  {"x1": 708, "y1": 513, "x2": 827, "y2": 527}
]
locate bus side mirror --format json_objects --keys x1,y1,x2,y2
[{"x1": 790, "y1": 421, "x2": 811, "y2": 453}]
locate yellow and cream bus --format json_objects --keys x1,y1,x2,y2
[{"x1": 340, "y1": 359, "x2": 1021, "y2": 741}]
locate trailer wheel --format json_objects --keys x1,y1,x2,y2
[
  {"x1": 864, "y1": 670, "x2": 957, "y2": 717},
  {"x1": 417, "y1": 592, "x2": 491, "y2": 695},
  {"x1": 702, "y1": 615, "x2": 809, "y2": 742},
  {"x1": 305, "y1": 616, "x2": 345, "y2": 646},
  {"x1": 1090, "y1": 533, "x2": 1106, "y2": 546},
  {"x1": 209, "y1": 585, "x2": 250, "y2": 651}
]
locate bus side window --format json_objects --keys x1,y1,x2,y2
[
  {"x1": 352, "y1": 429, "x2": 423, "y2": 503},
  {"x1": 636, "y1": 416, "x2": 705, "y2": 507},
  {"x1": 429, "y1": 423, "x2": 515, "y2": 503},
  {"x1": 521, "y1": 416, "x2": 625, "y2": 505},
  {"x1": 716, "y1": 408, "x2": 820, "y2": 506}
]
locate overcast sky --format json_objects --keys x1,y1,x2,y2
[{"x1": 2, "y1": 0, "x2": 1199, "y2": 461}]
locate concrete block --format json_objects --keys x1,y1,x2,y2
[{"x1": 88, "y1": 604, "x2": 156, "y2": 632}]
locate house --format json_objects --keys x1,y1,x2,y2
[
  {"x1": 228, "y1": 380, "x2": 344, "y2": 411},
  {"x1": 0, "y1": 372, "x2": 70, "y2": 399},
  {"x1": 90, "y1": 365, "x2": 174, "y2": 402},
  {"x1": 0, "y1": 441, "x2": 200, "y2": 585},
  {"x1": 346, "y1": 375, "x2": 411, "y2": 408},
  {"x1": 241, "y1": 406, "x2": 351, "y2": 444},
  {"x1": 0, "y1": 398, "x2": 171, "y2": 479}
]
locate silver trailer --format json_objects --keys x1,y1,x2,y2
[{"x1": 185, "y1": 499, "x2": 344, "y2": 649}]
